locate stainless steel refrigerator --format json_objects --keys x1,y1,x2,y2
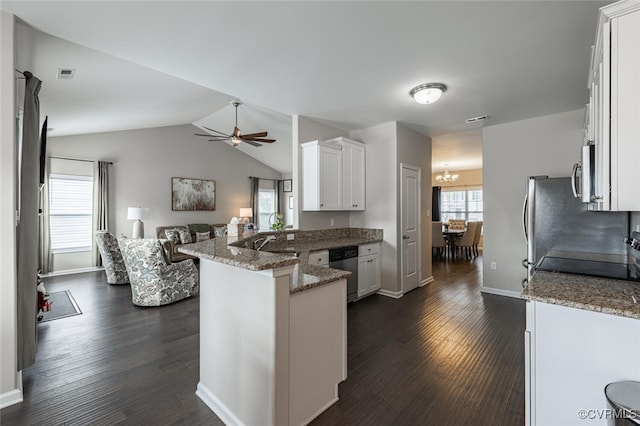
[{"x1": 523, "y1": 176, "x2": 630, "y2": 285}]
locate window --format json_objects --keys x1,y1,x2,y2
[
  {"x1": 49, "y1": 174, "x2": 93, "y2": 252},
  {"x1": 258, "y1": 188, "x2": 276, "y2": 231},
  {"x1": 441, "y1": 188, "x2": 483, "y2": 223}
]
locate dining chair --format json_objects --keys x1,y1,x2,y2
[
  {"x1": 432, "y1": 221, "x2": 448, "y2": 259},
  {"x1": 448, "y1": 219, "x2": 466, "y2": 230},
  {"x1": 453, "y1": 222, "x2": 478, "y2": 260},
  {"x1": 472, "y1": 221, "x2": 483, "y2": 256}
]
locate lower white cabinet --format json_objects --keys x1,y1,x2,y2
[
  {"x1": 357, "y1": 243, "x2": 380, "y2": 298},
  {"x1": 525, "y1": 301, "x2": 640, "y2": 425}
]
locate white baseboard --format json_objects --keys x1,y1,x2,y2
[
  {"x1": 480, "y1": 286, "x2": 523, "y2": 299},
  {"x1": 41, "y1": 266, "x2": 103, "y2": 277},
  {"x1": 0, "y1": 388, "x2": 23, "y2": 409},
  {"x1": 196, "y1": 382, "x2": 243, "y2": 426},
  {"x1": 377, "y1": 288, "x2": 403, "y2": 299},
  {"x1": 420, "y1": 276, "x2": 434, "y2": 287}
]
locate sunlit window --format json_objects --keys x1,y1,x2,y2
[
  {"x1": 49, "y1": 174, "x2": 93, "y2": 252},
  {"x1": 441, "y1": 189, "x2": 483, "y2": 223}
]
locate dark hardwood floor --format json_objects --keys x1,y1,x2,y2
[{"x1": 1, "y1": 255, "x2": 525, "y2": 425}]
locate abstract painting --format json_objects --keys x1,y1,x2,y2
[{"x1": 171, "y1": 177, "x2": 216, "y2": 211}]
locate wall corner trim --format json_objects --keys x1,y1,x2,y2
[
  {"x1": 0, "y1": 388, "x2": 23, "y2": 409},
  {"x1": 480, "y1": 286, "x2": 523, "y2": 299},
  {"x1": 420, "y1": 276, "x2": 434, "y2": 287},
  {"x1": 377, "y1": 289, "x2": 403, "y2": 299}
]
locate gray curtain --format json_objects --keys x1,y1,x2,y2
[
  {"x1": 17, "y1": 73, "x2": 41, "y2": 370},
  {"x1": 38, "y1": 157, "x2": 51, "y2": 274},
  {"x1": 432, "y1": 186, "x2": 442, "y2": 222},
  {"x1": 250, "y1": 177, "x2": 259, "y2": 224},
  {"x1": 274, "y1": 179, "x2": 281, "y2": 216},
  {"x1": 93, "y1": 161, "x2": 110, "y2": 266}
]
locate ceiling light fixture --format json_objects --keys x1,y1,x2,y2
[
  {"x1": 435, "y1": 164, "x2": 459, "y2": 183},
  {"x1": 410, "y1": 83, "x2": 447, "y2": 104}
]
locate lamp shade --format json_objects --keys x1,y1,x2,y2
[
  {"x1": 239, "y1": 207, "x2": 253, "y2": 218},
  {"x1": 127, "y1": 207, "x2": 147, "y2": 220}
]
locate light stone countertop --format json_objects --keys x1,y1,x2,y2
[
  {"x1": 178, "y1": 234, "x2": 371, "y2": 294},
  {"x1": 523, "y1": 271, "x2": 640, "y2": 320}
]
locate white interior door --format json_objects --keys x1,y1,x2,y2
[{"x1": 401, "y1": 163, "x2": 421, "y2": 294}]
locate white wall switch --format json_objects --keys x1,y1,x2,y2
[
  {"x1": 330, "y1": 218, "x2": 335, "y2": 227},
  {"x1": 287, "y1": 234, "x2": 294, "y2": 241},
  {"x1": 490, "y1": 262, "x2": 497, "y2": 270}
]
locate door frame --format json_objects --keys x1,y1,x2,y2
[{"x1": 399, "y1": 162, "x2": 421, "y2": 294}]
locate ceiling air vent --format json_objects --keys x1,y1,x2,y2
[
  {"x1": 465, "y1": 115, "x2": 489, "y2": 124},
  {"x1": 56, "y1": 68, "x2": 76, "y2": 80}
]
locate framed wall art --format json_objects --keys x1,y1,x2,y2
[
  {"x1": 171, "y1": 177, "x2": 216, "y2": 211},
  {"x1": 283, "y1": 179, "x2": 292, "y2": 192}
]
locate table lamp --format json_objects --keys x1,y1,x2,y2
[
  {"x1": 239, "y1": 207, "x2": 253, "y2": 224},
  {"x1": 127, "y1": 207, "x2": 148, "y2": 239}
]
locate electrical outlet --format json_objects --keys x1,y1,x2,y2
[
  {"x1": 287, "y1": 234, "x2": 294, "y2": 241},
  {"x1": 330, "y1": 218, "x2": 335, "y2": 227},
  {"x1": 490, "y1": 262, "x2": 497, "y2": 270}
]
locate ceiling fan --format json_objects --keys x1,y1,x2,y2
[{"x1": 194, "y1": 101, "x2": 276, "y2": 147}]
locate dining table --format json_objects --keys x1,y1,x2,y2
[{"x1": 442, "y1": 228, "x2": 466, "y2": 259}]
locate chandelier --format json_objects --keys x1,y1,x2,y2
[{"x1": 435, "y1": 165, "x2": 458, "y2": 183}]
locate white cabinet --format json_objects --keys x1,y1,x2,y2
[
  {"x1": 301, "y1": 138, "x2": 365, "y2": 211},
  {"x1": 357, "y1": 243, "x2": 380, "y2": 298},
  {"x1": 339, "y1": 138, "x2": 365, "y2": 211},
  {"x1": 307, "y1": 250, "x2": 329, "y2": 267},
  {"x1": 586, "y1": 3, "x2": 640, "y2": 211},
  {"x1": 525, "y1": 301, "x2": 640, "y2": 425}
]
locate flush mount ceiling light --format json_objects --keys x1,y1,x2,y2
[
  {"x1": 435, "y1": 164, "x2": 459, "y2": 183},
  {"x1": 410, "y1": 83, "x2": 447, "y2": 104}
]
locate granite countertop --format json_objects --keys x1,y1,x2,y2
[
  {"x1": 177, "y1": 232, "x2": 375, "y2": 294},
  {"x1": 523, "y1": 271, "x2": 640, "y2": 320}
]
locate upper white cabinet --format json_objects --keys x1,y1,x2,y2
[
  {"x1": 587, "y1": 1, "x2": 640, "y2": 211},
  {"x1": 340, "y1": 138, "x2": 365, "y2": 211},
  {"x1": 301, "y1": 137, "x2": 366, "y2": 211}
]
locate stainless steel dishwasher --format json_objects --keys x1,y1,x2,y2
[{"x1": 329, "y1": 246, "x2": 358, "y2": 302}]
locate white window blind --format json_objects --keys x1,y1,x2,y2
[
  {"x1": 258, "y1": 188, "x2": 276, "y2": 231},
  {"x1": 441, "y1": 188, "x2": 483, "y2": 223},
  {"x1": 49, "y1": 174, "x2": 93, "y2": 252}
]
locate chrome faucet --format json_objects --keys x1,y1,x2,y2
[{"x1": 254, "y1": 235, "x2": 276, "y2": 251}]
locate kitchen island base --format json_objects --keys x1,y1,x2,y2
[{"x1": 196, "y1": 258, "x2": 346, "y2": 426}]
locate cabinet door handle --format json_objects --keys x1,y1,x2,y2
[{"x1": 403, "y1": 235, "x2": 409, "y2": 240}]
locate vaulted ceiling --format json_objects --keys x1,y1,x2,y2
[{"x1": 3, "y1": 1, "x2": 610, "y2": 173}]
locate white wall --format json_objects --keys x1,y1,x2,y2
[
  {"x1": 482, "y1": 109, "x2": 584, "y2": 296},
  {"x1": 350, "y1": 122, "x2": 399, "y2": 292},
  {"x1": 49, "y1": 124, "x2": 281, "y2": 242},
  {"x1": 293, "y1": 115, "x2": 350, "y2": 230},
  {"x1": 0, "y1": 10, "x2": 21, "y2": 408},
  {"x1": 396, "y1": 123, "x2": 433, "y2": 286}
]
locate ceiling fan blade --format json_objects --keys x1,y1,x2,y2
[
  {"x1": 194, "y1": 133, "x2": 216, "y2": 137},
  {"x1": 240, "y1": 131, "x2": 268, "y2": 139},
  {"x1": 242, "y1": 140, "x2": 262, "y2": 147},
  {"x1": 202, "y1": 126, "x2": 230, "y2": 137},
  {"x1": 248, "y1": 138, "x2": 276, "y2": 143}
]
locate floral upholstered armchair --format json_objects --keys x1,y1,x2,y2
[
  {"x1": 118, "y1": 238, "x2": 199, "y2": 307},
  {"x1": 95, "y1": 231, "x2": 129, "y2": 285}
]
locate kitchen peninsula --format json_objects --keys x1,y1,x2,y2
[{"x1": 179, "y1": 228, "x2": 382, "y2": 426}]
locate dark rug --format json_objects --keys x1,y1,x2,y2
[{"x1": 40, "y1": 290, "x2": 82, "y2": 322}]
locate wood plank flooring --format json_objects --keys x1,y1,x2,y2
[{"x1": 1, "y1": 256, "x2": 525, "y2": 425}]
